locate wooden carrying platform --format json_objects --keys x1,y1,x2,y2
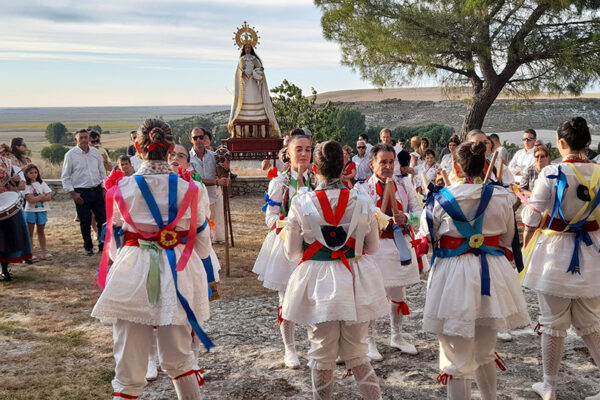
[{"x1": 222, "y1": 138, "x2": 283, "y2": 160}]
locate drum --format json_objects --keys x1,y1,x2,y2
[{"x1": 0, "y1": 191, "x2": 22, "y2": 221}]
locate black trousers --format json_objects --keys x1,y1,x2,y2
[{"x1": 74, "y1": 186, "x2": 106, "y2": 251}]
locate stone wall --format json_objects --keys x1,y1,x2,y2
[{"x1": 45, "y1": 176, "x2": 269, "y2": 200}]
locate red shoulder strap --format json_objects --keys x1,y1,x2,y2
[{"x1": 315, "y1": 189, "x2": 349, "y2": 226}]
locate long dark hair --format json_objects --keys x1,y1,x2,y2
[
  {"x1": 23, "y1": 164, "x2": 43, "y2": 184},
  {"x1": 239, "y1": 45, "x2": 262, "y2": 63},
  {"x1": 10, "y1": 137, "x2": 27, "y2": 163}
]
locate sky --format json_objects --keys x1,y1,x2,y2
[{"x1": 0, "y1": 0, "x2": 382, "y2": 107}]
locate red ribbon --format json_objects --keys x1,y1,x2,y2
[
  {"x1": 178, "y1": 167, "x2": 192, "y2": 182},
  {"x1": 267, "y1": 167, "x2": 278, "y2": 178},
  {"x1": 533, "y1": 322, "x2": 543, "y2": 336},
  {"x1": 437, "y1": 372, "x2": 452, "y2": 385},
  {"x1": 112, "y1": 393, "x2": 138, "y2": 399},
  {"x1": 494, "y1": 352, "x2": 506, "y2": 371},
  {"x1": 390, "y1": 299, "x2": 410, "y2": 315},
  {"x1": 172, "y1": 369, "x2": 205, "y2": 387},
  {"x1": 147, "y1": 142, "x2": 166, "y2": 152},
  {"x1": 104, "y1": 169, "x2": 125, "y2": 190},
  {"x1": 277, "y1": 305, "x2": 283, "y2": 328}
]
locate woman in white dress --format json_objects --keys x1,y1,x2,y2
[
  {"x1": 440, "y1": 135, "x2": 461, "y2": 173},
  {"x1": 253, "y1": 134, "x2": 315, "y2": 368},
  {"x1": 414, "y1": 149, "x2": 442, "y2": 194},
  {"x1": 521, "y1": 117, "x2": 600, "y2": 400},
  {"x1": 282, "y1": 140, "x2": 388, "y2": 400},
  {"x1": 228, "y1": 44, "x2": 280, "y2": 138},
  {"x1": 92, "y1": 119, "x2": 213, "y2": 400},
  {"x1": 420, "y1": 140, "x2": 530, "y2": 400}
]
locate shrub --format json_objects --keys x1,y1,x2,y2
[
  {"x1": 45, "y1": 122, "x2": 68, "y2": 144},
  {"x1": 41, "y1": 144, "x2": 70, "y2": 164}
]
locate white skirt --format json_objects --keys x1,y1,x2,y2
[
  {"x1": 92, "y1": 245, "x2": 210, "y2": 326},
  {"x1": 522, "y1": 230, "x2": 600, "y2": 298},
  {"x1": 423, "y1": 253, "x2": 530, "y2": 338},
  {"x1": 282, "y1": 256, "x2": 389, "y2": 326},
  {"x1": 363, "y1": 238, "x2": 421, "y2": 288},
  {"x1": 252, "y1": 230, "x2": 297, "y2": 293}
]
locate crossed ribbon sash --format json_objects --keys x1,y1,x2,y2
[
  {"x1": 426, "y1": 184, "x2": 503, "y2": 296},
  {"x1": 99, "y1": 173, "x2": 214, "y2": 351},
  {"x1": 521, "y1": 163, "x2": 600, "y2": 279}
]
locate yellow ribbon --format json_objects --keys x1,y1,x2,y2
[
  {"x1": 139, "y1": 240, "x2": 161, "y2": 304},
  {"x1": 520, "y1": 163, "x2": 600, "y2": 280}
]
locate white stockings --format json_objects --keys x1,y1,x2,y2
[
  {"x1": 311, "y1": 368, "x2": 334, "y2": 400},
  {"x1": 474, "y1": 361, "x2": 497, "y2": 400},
  {"x1": 533, "y1": 333, "x2": 564, "y2": 400},
  {"x1": 447, "y1": 378, "x2": 472, "y2": 400},
  {"x1": 366, "y1": 320, "x2": 383, "y2": 361},
  {"x1": 352, "y1": 362, "x2": 383, "y2": 400},
  {"x1": 582, "y1": 332, "x2": 600, "y2": 400},
  {"x1": 280, "y1": 319, "x2": 300, "y2": 368}
]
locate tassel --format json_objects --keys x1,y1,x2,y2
[
  {"x1": 533, "y1": 322, "x2": 543, "y2": 336},
  {"x1": 277, "y1": 305, "x2": 283, "y2": 328}
]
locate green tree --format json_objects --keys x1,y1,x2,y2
[
  {"x1": 316, "y1": 0, "x2": 600, "y2": 137},
  {"x1": 271, "y1": 80, "x2": 344, "y2": 141},
  {"x1": 41, "y1": 144, "x2": 70, "y2": 164},
  {"x1": 45, "y1": 122, "x2": 68, "y2": 144},
  {"x1": 329, "y1": 108, "x2": 366, "y2": 146},
  {"x1": 87, "y1": 125, "x2": 103, "y2": 134}
]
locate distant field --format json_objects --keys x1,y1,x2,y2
[{"x1": 0, "y1": 122, "x2": 139, "y2": 131}]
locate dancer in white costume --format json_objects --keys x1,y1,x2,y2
[
  {"x1": 420, "y1": 140, "x2": 530, "y2": 400},
  {"x1": 355, "y1": 144, "x2": 429, "y2": 359},
  {"x1": 253, "y1": 134, "x2": 315, "y2": 368},
  {"x1": 521, "y1": 117, "x2": 600, "y2": 400},
  {"x1": 282, "y1": 140, "x2": 387, "y2": 400},
  {"x1": 92, "y1": 119, "x2": 213, "y2": 399}
]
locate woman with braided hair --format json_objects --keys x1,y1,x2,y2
[
  {"x1": 522, "y1": 117, "x2": 600, "y2": 400},
  {"x1": 420, "y1": 140, "x2": 529, "y2": 400},
  {"x1": 92, "y1": 118, "x2": 213, "y2": 399},
  {"x1": 282, "y1": 140, "x2": 387, "y2": 400},
  {"x1": 253, "y1": 134, "x2": 316, "y2": 368}
]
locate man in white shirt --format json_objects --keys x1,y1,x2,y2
[
  {"x1": 61, "y1": 129, "x2": 107, "y2": 255},
  {"x1": 489, "y1": 133, "x2": 509, "y2": 165},
  {"x1": 379, "y1": 128, "x2": 401, "y2": 174},
  {"x1": 509, "y1": 129, "x2": 537, "y2": 180},
  {"x1": 359, "y1": 134, "x2": 373, "y2": 153},
  {"x1": 352, "y1": 140, "x2": 372, "y2": 183},
  {"x1": 189, "y1": 127, "x2": 229, "y2": 243}
]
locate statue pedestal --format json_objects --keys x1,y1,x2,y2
[
  {"x1": 222, "y1": 138, "x2": 283, "y2": 160},
  {"x1": 232, "y1": 119, "x2": 271, "y2": 138}
]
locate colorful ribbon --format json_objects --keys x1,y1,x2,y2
[
  {"x1": 139, "y1": 240, "x2": 161, "y2": 304},
  {"x1": 261, "y1": 192, "x2": 281, "y2": 212}
]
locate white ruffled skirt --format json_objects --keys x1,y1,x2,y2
[
  {"x1": 252, "y1": 230, "x2": 298, "y2": 293},
  {"x1": 423, "y1": 253, "x2": 530, "y2": 338},
  {"x1": 282, "y1": 256, "x2": 389, "y2": 326},
  {"x1": 91, "y1": 245, "x2": 210, "y2": 326},
  {"x1": 522, "y1": 230, "x2": 600, "y2": 298},
  {"x1": 363, "y1": 238, "x2": 422, "y2": 288}
]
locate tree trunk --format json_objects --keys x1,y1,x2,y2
[{"x1": 460, "y1": 80, "x2": 506, "y2": 140}]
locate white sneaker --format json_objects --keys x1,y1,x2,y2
[
  {"x1": 390, "y1": 334, "x2": 418, "y2": 355},
  {"x1": 497, "y1": 332, "x2": 513, "y2": 342},
  {"x1": 585, "y1": 391, "x2": 600, "y2": 400},
  {"x1": 145, "y1": 357, "x2": 158, "y2": 381},
  {"x1": 367, "y1": 337, "x2": 383, "y2": 362},
  {"x1": 284, "y1": 349, "x2": 300, "y2": 369},
  {"x1": 532, "y1": 382, "x2": 556, "y2": 400}
]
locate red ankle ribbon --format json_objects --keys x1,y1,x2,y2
[
  {"x1": 172, "y1": 369, "x2": 205, "y2": 386},
  {"x1": 437, "y1": 372, "x2": 452, "y2": 385},
  {"x1": 390, "y1": 300, "x2": 410, "y2": 315},
  {"x1": 494, "y1": 352, "x2": 506, "y2": 371},
  {"x1": 277, "y1": 305, "x2": 283, "y2": 328},
  {"x1": 112, "y1": 393, "x2": 138, "y2": 399}
]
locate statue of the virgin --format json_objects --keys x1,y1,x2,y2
[{"x1": 228, "y1": 22, "x2": 281, "y2": 138}]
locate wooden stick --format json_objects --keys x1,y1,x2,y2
[
  {"x1": 380, "y1": 178, "x2": 392, "y2": 213},
  {"x1": 223, "y1": 186, "x2": 230, "y2": 277},
  {"x1": 440, "y1": 169, "x2": 451, "y2": 186},
  {"x1": 496, "y1": 159, "x2": 504, "y2": 184},
  {"x1": 387, "y1": 177, "x2": 399, "y2": 213},
  {"x1": 420, "y1": 173, "x2": 428, "y2": 194},
  {"x1": 483, "y1": 150, "x2": 499, "y2": 184}
]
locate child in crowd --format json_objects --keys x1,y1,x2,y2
[
  {"x1": 22, "y1": 164, "x2": 52, "y2": 260},
  {"x1": 117, "y1": 155, "x2": 135, "y2": 176}
]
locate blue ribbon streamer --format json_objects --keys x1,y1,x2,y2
[
  {"x1": 428, "y1": 184, "x2": 502, "y2": 296},
  {"x1": 134, "y1": 174, "x2": 215, "y2": 351},
  {"x1": 261, "y1": 191, "x2": 281, "y2": 212}
]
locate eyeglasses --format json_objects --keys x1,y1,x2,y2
[
  {"x1": 534, "y1": 154, "x2": 547, "y2": 159},
  {"x1": 192, "y1": 135, "x2": 204, "y2": 141},
  {"x1": 90, "y1": 140, "x2": 100, "y2": 144},
  {"x1": 522, "y1": 137, "x2": 534, "y2": 142},
  {"x1": 357, "y1": 146, "x2": 366, "y2": 149}
]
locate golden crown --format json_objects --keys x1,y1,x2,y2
[{"x1": 233, "y1": 21, "x2": 259, "y2": 49}]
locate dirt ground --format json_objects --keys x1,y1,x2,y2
[{"x1": 1, "y1": 195, "x2": 599, "y2": 400}]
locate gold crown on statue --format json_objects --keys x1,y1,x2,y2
[{"x1": 233, "y1": 21, "x2": 259, "y2": 48}]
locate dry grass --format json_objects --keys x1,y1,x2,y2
[{"x1": 0, "y1": 195, "x2": 268, "y2": 399}]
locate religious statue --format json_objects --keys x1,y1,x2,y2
[{"x1": 228, "y1": 22, "x2": 281, "y2": 139}]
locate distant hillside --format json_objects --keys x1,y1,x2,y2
[{"x1": 313, "y1": 87, "x2": 600, "y2": 104}]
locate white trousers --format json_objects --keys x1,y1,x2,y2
[
  {"x1": 307, "y1": 321, "x2": 371, "y2": 371},
  {"x1": 112, "y1": 319, "x2": 197, "y2": 396},
  {"x1": 537, "y1": 293, "x2": 600, "y2": 337},
  {"x1": 438, "y1": 325, "x2": 497, "y2": 379}
]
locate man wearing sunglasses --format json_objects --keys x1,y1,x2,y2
[
  {"x1": 352, "y1": 140, "x2": 372, "y2": 183},
  {"x1": 508, "y1": 129, "x2": 537, "y2": 181}
]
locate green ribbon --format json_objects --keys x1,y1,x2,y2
[{"x1": 139, "y1": 240, "x2": 161, "y2": 304}]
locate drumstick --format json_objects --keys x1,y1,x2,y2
[
  {"x1": 483, "y1": 150, "x2": 499, "y2": 184},
  {"x1": 441, "y1": 170, "x2": 451, "y2": 186},
  {"x1": 497, "y1": 160, "x2": 504, "y2": 184}
]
